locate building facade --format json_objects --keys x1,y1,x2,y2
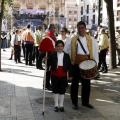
[
  {"x1": 6, "y1": 0, "x2": 65, "y2": 30},
  {"x1": 77, "y1": 0, "x2": 107, "y2": 29},
  {"x1": 114, "y1": 0, "x2": 120, "y2": 30},
  {"x1": 65, "y1": 0, "x2": 79, "y2": 31},
  {"x1": 5, "y1": 0, "x2": 120, "y2": 31}
]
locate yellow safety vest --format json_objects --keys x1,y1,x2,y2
[{"x1": 99, "y1": 34, "x2": 109, "y2": 51}]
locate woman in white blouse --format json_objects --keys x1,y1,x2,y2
[{"x1": 57, "y1": 27, "x2": 71, "y2": 54}]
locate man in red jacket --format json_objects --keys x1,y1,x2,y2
[{"x1": 39, "y1": 24, "x2": 57, "y2": 90}]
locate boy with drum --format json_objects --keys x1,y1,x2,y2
[{"x1": 70, "y1": 21, "x2": 98, "y2": 110}]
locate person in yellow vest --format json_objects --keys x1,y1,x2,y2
[
  {"x1": 98, "y1": 28, "x2": 109, "y2": 73},
  {"x1": 22, "y1": 24, "x2": 34, "y2": 66},
  {"x1": 34, "y1": 25, "x2": 43, "y2": 69},
  {"x1": 70, "y1": 21, "x2": 98, "y2": 110}
]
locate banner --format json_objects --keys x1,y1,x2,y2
[
  {"x1": 16, "y1": 19, "x2": 44, "y2": 26},
  {"x1": 60, "y1": 17, "x2": 66, "y2": 28},
  {"x1": 2, "y1": 19, "x2": 7, "y2": 31}
]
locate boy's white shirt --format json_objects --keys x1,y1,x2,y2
[{"x1": 57, "y1": 52, "x2": 64, "y2": 66}]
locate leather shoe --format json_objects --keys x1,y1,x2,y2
[
  {"x1": 9, "y1": 58, "x2": 12, "y2": 60},
  {"x1": 82, "y1": 104, "x2": 94, "y2": 109},
  {"x1": 18, "y1": 61, "x2": 22, "y2": 63},
  {"x1": 99, "y1": 69, "x2": 104, "y2": 72},
  {"x1": 102, "y1": 70, "x2": 108, "y2": 73},
  {"x1": 29, "y1": 64, "x2": 35, "y2": 66},
  {"x1": 54, "y1": 106, "x2": 59, "y2": 112},
  {"x1": 59, "y1": 107, "x2": 64, "y2": 112},
  {"x1": 46, "y1": 87, "x2": 52, "y2": 91},
  {"x1": 39, "y1": 67, "x2": 45, "y2": 70},
  {"x1": 72, "y1": 104, "x2": 78, "y2": 110},
  {"x1": 117, "y1": 63, "x2": 120, "y2": 66}
]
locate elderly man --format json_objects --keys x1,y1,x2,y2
[{"x1": 39, "y1": 24, "x2": 57, "y2": 90}]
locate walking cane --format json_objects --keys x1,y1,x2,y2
[{"x1": 42, "y1": 52, "x2": 48, "y2": 116}]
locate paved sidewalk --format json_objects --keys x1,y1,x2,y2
[{"x1": 0, "y1": 48, "x2": 120, "y2": 120}]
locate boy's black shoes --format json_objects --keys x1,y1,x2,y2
[
  {"x1": 59, "y1": 107, "x2": 64, "y2": 112},
  {"x1": 102, "y1": 70, "x2": 108, "y2": 73},
  {"x1": 54, "y1": 106, "x2": 59, "y2": 112},
  {"x1": 82, "y1": 104, "x2": 94, "y2": 109},
  {"x1": 72, "y1": 104, "x2": 78, "y2": 110}
]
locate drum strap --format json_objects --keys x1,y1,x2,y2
[{"x1": 77, "y1": 38, "x2": 87, "y2": 54}]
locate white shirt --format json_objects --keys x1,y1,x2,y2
[
  {"x1": 91, "y1": 36, "x2": 99, "y2": 64},
  {"x1": 77, "y1": 36, "x2": 89, "y2": 54},
  {"x1": 98, "y1": 34, "x2": 105, "y2": 46},
  {"x1": 11, "y1": 34, "x2": 21, "y2": 46},
  {"x1": 57, "y1": 52, "x2": 64, "y2": 66}
]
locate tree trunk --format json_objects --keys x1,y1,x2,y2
[
  {"x1": 0, "y1": 0, "x2": 5, "y2": 71},
  {"x1": 98, "y1": 0, "x2": 101, "y2": 25},
  {"x1": 104, "y1": 0, "x2": 116, "y2": 69}
]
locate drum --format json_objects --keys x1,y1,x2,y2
[{"x1": 79, "y1": 59, "x2": 98, "y2": 79}]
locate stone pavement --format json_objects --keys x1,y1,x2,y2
[{"x1": 0, "y1": 48, "x2": 120, "y2": 120}]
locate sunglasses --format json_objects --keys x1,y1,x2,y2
[{"x1": 60, "y1": 31, "x2": 65, "y2": 32}]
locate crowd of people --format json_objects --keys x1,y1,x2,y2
[{"x1": 1, "y1": 21, "x2": 120, "y2": 113}]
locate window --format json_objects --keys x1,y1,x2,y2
[
  {"x1": 100, "y1": 13, "x2": 102, "y2": 23},
  {"x1": 117, "y1": 10, "x2": 120, "y2": 16},
  {"x1": 81, "y1": 17, "x2": 83, "y2": 21},
  {"x1": 87, "y1": 16, "x2": 89, "y2": 24},
  {"x1": 117, "y1": 3, "x2": 120, "y2": 7},
  {"x1": 74, "y1": 18, "x2": 77, "y2": 21},
  {"x1": 93, "y1": 3, "x2": 95, "y2": 12},
  {"x1": 93, "y1": 15, "x2": 95, "y2": 24},
  {"x1": 100, "y1": 6, "x2": 103, "y2": 11},
  {"x1": 86, "y1": 5, "x2": 89, "y2": 14},
  {"x1": 116, "y1": 17, "x2": 120, "y2": 21},
  {"x1": 69, "y1": 18, "x2": 72, "y2": 21},
  {"x1": 81, "y1": 6, "x2": 83, "y2": 15},
  {"x1": 74, "y1": 11, "x2": 77, "y2": 14},
  {"x1": 116, "y1": 27, "x2": 119, "y2": 29},
  {"x1": 69, "y1": 11, "x2": 72, "y2": 14}
]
